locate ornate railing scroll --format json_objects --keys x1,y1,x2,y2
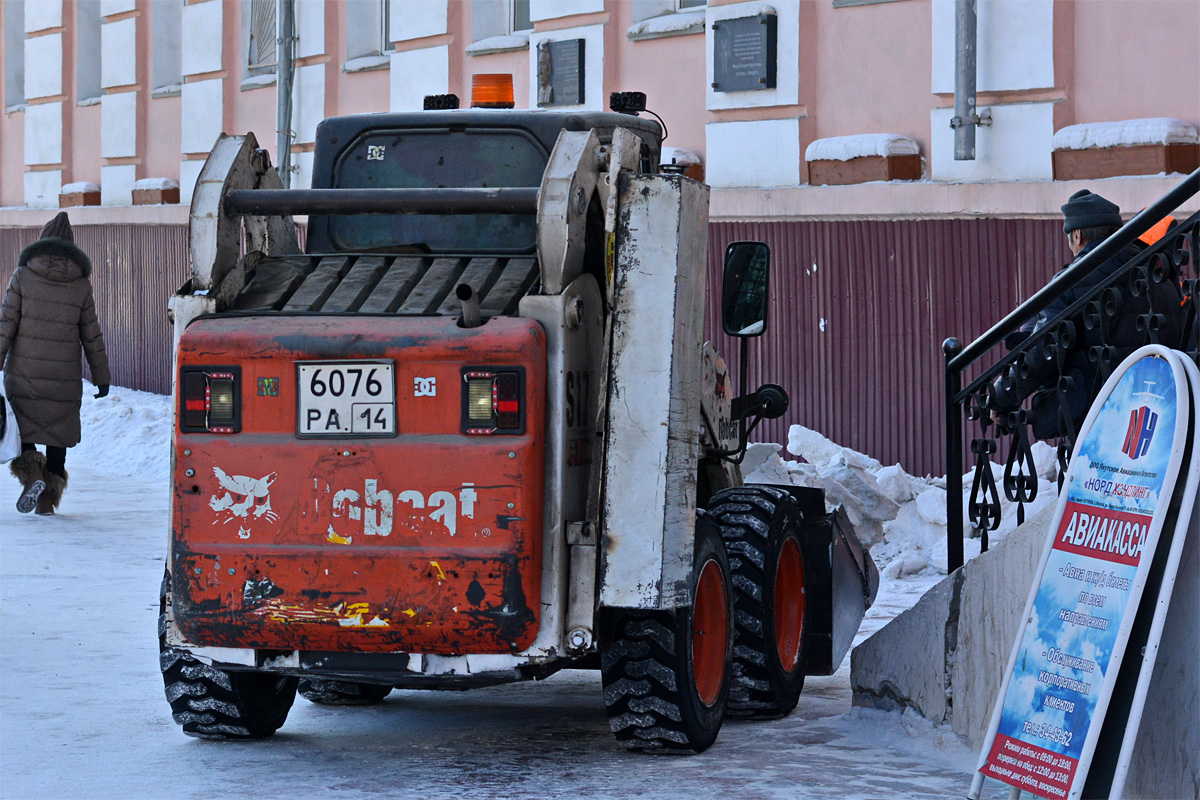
[{"x1": 944, "y1": 167, "x2": 1200, "y2": 572}]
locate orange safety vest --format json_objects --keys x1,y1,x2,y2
[{"x1": 1138, "y1": 213, "x2": 1175, "y2": 245}]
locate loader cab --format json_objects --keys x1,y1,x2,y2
[{"x1": 305, "y1": 111, "x2": 664, "y2": 258}]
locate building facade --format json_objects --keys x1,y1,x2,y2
[{"x1": 1, "y1": 0, "x2": 1198, "y2": 473}]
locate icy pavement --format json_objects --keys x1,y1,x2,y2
[{"x1": 0, "y1": 387, "x2": 1011, "y2": 799}]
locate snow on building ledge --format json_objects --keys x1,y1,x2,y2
[
  {"x1": 59, "y1": 181, "x2": 101, "y2": 207},
  {"x1": 660, "y1": 146, "x2": 704, "y2": 182},
  {"x1": 133, "y1": 177, "x2": 181, "y2": 206},
  {"x1": 805, "y1": 134, "x2": 922, "y2": 186},
  {"x1": 626, "y1": 10, "x2": 705, "y2": 41},
  {"x1": 711, "y1": 2, "x2": 777, "y2": 23},
  {"x1": 465, "y1": 34, "x2": 530, "y2": 56},
  {"x1": 1052, "y1": 117, "x2": 1200, "y2": 181}
]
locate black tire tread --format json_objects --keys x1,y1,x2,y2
[
  {"x1": 159, "y1": 571, "x2": 297, "y2": 739},
  {"x1": 601, "y1": 609, "x2": 696, "y2": 752},
  {"x1": 708, "y1": 486, "x2": 806, "y2": 719}
]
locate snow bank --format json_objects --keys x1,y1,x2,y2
[
  {"x1": 60, "y1": 181, "x2": 100, "y2": 194},
  {"x1": 75, "y1": 380, "x2": 172, "y2": 479},
  {"x1": 746, "y1": 424, "x2": 1061, "y2": 576},
  {"x1": 805, "y1": 134, "x2": 920, "y2": 162},
  {"x1": 1051, "y1": 117, "x2": 1198, "y2": 151}
]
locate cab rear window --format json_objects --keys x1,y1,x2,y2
[{"x1": 329, "y1": 128, "x2": 547, "y2": 255}]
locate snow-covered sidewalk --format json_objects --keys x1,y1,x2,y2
[{"x1": 0, "y1": 385, "x2": 1012, "y2": 799}]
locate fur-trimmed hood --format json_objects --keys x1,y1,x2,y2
[{"x1": 18, "y1": 237, "x2": 93, "y2": 279}]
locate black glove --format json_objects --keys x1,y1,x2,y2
[{"x1": 95, "y1": 384, "x2": 110, "y2": 399}]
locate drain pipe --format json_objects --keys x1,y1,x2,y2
[
  {"x1": 457, "y1": 284, "x2": 482, "y2": 328},
  {"x1": 951, "y1": 0, "x2": 978, "y2": 160},
  {"x1": 276, "y1": 0, "x2": 296, "y2": 187}
]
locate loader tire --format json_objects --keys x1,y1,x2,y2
[
  {"x1": 600, "y1": 514, "x2": 732, "y2": 754},
  {"x1": 299, "y1": 679, "x2": 392, "y2": 706},
  {"x1": 159, "y1": 569, "x2": 298, "y2": 739},
  {"x1": 707, "y1": 486, "x2": 811, "y2": 719}
]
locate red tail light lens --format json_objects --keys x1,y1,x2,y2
[
  {"x1": 180, "y1": 367, "x2": 241, "y2": 433},
  {"x1": 462, "y1": 368, "x2": 525, "y2": 435}
]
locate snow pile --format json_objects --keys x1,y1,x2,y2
[
  {"x1": 746, "y1": 424, "x2": 1061, "y2": 576},
  {"x1": 627, "y1": 10, "x2": 705, "y2": 39},
  {"x1": 805, "y1": 134, "x2": 920, "y2": 162},
  {"x1": 75, "y1": 380, "x2": 172, "y2": 479},
  {"x1": 60, "y1": 181, "x2": 100, "y2": 194},
  {"x1": 1052, "y1": 117, "x2": 1198, "y2": 151}
]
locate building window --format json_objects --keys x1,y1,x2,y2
[
  {"x1": 380, "y1": 0, "x2": 394, "y2": 53},
  {"x1": 468, "y1": 0, "x2": 533, "y2": 55},
  {"x1": 76, "y1": 0, "x2": 102, "y2": 104},
  {"x1": 152, "y1": 0, "x2": 183, "y2": 96},
  {"x1": 512, "y1": 0, "x2": 532, "y2": 33},
  {"x1": 4, "y1": 0, "x2": 25, "y2": 110},
  {"x1": 678, "y1": 0, "x2": 706, "y2": 8},
  {"x1": 244, "y1": 0, "x2": 277, "y2": 77}
]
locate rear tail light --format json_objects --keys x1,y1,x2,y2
[
  {"x1": 462, "y1": 368, "x2": 525, "y2": 435},
  {"x1": 180, "y1": 367, "x2": 241, "y2": 433}
]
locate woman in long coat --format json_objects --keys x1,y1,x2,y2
[{"x1": 0, "y1": 212, "x2": 111, "y2": 515}]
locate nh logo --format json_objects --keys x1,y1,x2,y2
[{"x1": 1121, "y1": 406, "x2": 1157, "y2": 460}]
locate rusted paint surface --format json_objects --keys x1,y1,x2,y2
[{"x1": 172, "y1": 315, "x2": 546, "y2": 654}]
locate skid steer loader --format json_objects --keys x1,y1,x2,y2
[{"x1": 160, "y1": 90, "x2": 878, "y2": 752}]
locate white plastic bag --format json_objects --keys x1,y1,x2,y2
[{"x1": 0, "y1": 377, "x2": 19, "y2": 463}]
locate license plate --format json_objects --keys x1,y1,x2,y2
[{"x1": 296, "y1": 361, "x2": 396, "y2": 437}]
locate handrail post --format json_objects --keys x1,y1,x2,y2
[{"x1": 944, "y1": 337, "x2": 965, "y2": 573}]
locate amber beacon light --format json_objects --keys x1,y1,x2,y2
[{"x1": 471, "y1": 74, "x2": 515, "y2": 109}]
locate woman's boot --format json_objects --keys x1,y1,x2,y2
[
  {"x1": 10, "y1": 450, "x2": 46, "y2": 514},
  {"x1": 36, "y1": 470, "x2": 68, "y2": 516}
]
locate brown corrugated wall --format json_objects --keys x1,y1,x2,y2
[
  {"x1": 706, "y1": 219, "x2": 1067, "y2": 476},
  {"x1": 0, "y1": 224, "x2": 190, "y2": 395},
  {"x1": 3, "y1": 218, "x2": 1067, "y2": 475}
]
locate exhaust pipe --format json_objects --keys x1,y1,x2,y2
[{"x1": 457, "y1": 283, "x2": 482, "y2": 328}]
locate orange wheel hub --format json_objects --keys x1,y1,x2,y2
[
  {"x1": 692, "y1": 558, "x2": 729, "y2": 707},
  {"x1": 774, "y1": 537, "x2": 805, "y2": 674}
]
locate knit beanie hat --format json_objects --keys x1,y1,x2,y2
[
  {"x1": 1061, "y1": 190, "x2": 1121, "y2": 234},
  {"x1": 39, "y1": 211, "x2": 74, "y2": 242}
]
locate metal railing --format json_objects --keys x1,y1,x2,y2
[{"x1": 943, "y1": 168, "x2": 1200, "y2": 571}]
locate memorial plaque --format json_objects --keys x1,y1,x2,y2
[
  {"x1": 537, "y1": 38, "x2": 585, "y2": 107},
  {"x1": 712, "y1": 14, "x2": 777, "y2": 92}
]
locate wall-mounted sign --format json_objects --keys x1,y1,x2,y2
[
  {"x1": 537, "y1": 38, "x2": 585, "y2": 107},
  {"x1": 712, "y1": 14, "x2": 777, "y2": 92}
]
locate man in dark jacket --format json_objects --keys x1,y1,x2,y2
[
  {"x1": 0, "y1": 212, "x2": 111, "y2": 515},
  {"x1": 990, "y1": 190, "x2": 1184, "y2": 440}
]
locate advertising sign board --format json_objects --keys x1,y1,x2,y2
[{"x1": 971, "y1": 347, "x2": 1193, "y2": 800}]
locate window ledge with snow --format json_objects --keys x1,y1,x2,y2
[
  {"x1": 627, "y1": 10, "x2": 705, "y2": 41},
  {"x1": 660, "y1": 147, "x2": 704, "y2": 181},
  {"x1": 805, "y1": 134, "x2": 922, "y2": 186},
  {"x1": 342, "y1": 54, "x2": 391, "y2": 73},
  {"x1": 466, "y1": 34, "x2": 530, "y2": 56},
  {"x1": 77, "y1": 95, "x2": 103, "y2": 107},
  {"x1": 133, "y1": 178, "x2": 181, "y2": 205},
  {"x1": 151, "y1": 83, "x2": 182, "y2": 98},
  {"x1": 1051, "y1": 118, "x2": 1200, "y2": 181},
  {"x1": 60, "y1": 182, "x2": 101, "y2": 207},
  {"x1": 241, "y1": 73, "x2": 277, "y2": 91},
  {"x1": 711, "y1": 3, "x2": 776, "y2": 23}
]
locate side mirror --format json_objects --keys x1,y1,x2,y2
[{"x1": 722, "y1": 241, "x2": 770, "y2": 337}]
